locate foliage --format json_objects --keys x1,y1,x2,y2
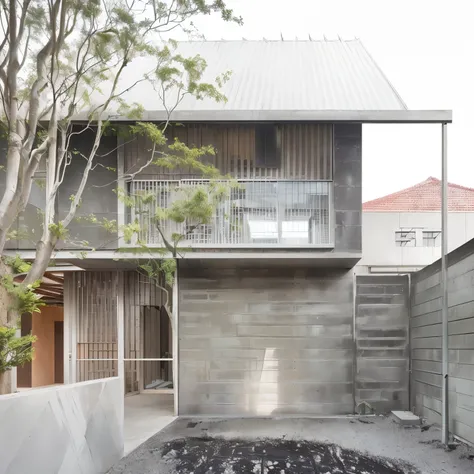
[
  {"x1": 3, "y1": 255, "x2": 31, "y2": 275},
  {"x1": 140, "y1": 259, "x2": 176, "y2": 287},
  {"x1": 0, "y1": 0, "x2": 241, "y2": 287},
  {"x1": 1, "y1": 275, "x2": 45, "y2": 315},
  {"x1": 117, "y1": 120, "x2": 235, "y2": 289},
  {"x1": 0, "y1": 0, "x2": 242, "y2": 378},
  {"x1": 0, "y1": 326, "x2": 36, "y2": 374}
]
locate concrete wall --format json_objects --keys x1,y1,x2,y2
[
  {"x1": 178, "y1": 262, "x2": 355, "y2": 416},
  {"x1": 0, "y1": 129, "x2": 118, "y2": 251},
  {"x1": 355, "y1": 275, "x2": 409, "y2": 413},
  {"x1": 0, "y1": 378, "x2": 123, "y2": 474},
  {"x1": 2, "y1": 122, "x2": 362, "y2": 255},
  {"x1": 361, "y1": 211, "x2": 474, "y2": 269},
  {"x1": 410, "y1": 238, "x2": 474, "y2": 445},
  {"x1": 57, "y1": 129, "x2": 118, "y2": 250},
  {"x1": 32, "y1": 305, "x2": 64, "y2": 387},
  {"x1": 334, "y1": 124, "x2": 362, "y2": 253}
]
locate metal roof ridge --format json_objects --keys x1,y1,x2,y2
[{"x1": 356, "y1": 38, "x2": 409, "y2": 110}]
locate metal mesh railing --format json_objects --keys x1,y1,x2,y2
[{"x1": 127, "y1": 180, "x2": 333, "y2": 247}]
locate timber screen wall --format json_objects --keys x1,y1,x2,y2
[{"x1": 411, "y1": 239, "x2": 474, "y2": 445}]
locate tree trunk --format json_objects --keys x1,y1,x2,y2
[
  {"x1": 23, "y1": 236, "x2": 57, "y2": 285},
  {"x1": 0, "y1": 372, "x2": 12, "y2": 395}
]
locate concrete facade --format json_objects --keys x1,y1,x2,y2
[
  {"x1": 334, "y1": 124, "x2": 362, "y2": 254},
  {"x1": 361, "y1": 211, "x2": 474, "y2": 271},
  {"x1": 355, "y1": 275, "x2": 409, "y2": 413},
  {"x1": 178, "y1": 262, "x2": 410, "y2": 417},
  {"x1": 0, "y1": 378, "x2": 123, "y2": 474},
  {"x1": 2, "y1": 123, "x2": 363, "y2": 257},
  {"x1": 178, "y1": 263, "x2": 355, "y2": 416},
  {"x1": 410, "y1": 238, "x2": 474, "y2": 445}
]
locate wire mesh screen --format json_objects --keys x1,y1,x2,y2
[{"x1": 128, "y1": 180, "x2": 333, "y2": 247}]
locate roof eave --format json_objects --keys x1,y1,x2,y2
[{"x1": 89, "y1": 109, "x2": 452, "y2": 124}]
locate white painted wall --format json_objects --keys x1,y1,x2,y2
[
  {"x1": 361, "y1": 211, "x2": 474, "y2": 270},
  {"x1": 0, "y1": 378, "x2": 123, "y2": 474}
]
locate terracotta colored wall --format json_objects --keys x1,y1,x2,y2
[{"x1": 32, "y1": 306, "x2": 64, "y2": 387}]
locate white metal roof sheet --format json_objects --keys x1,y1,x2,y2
[{"x1": 116, "y1": 39, "x2": 408, "y2": 115}]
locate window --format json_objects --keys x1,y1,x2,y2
[
  {"x1": 423, "y1": 231, "x2": 441, "y2": 247},
  {"x1": 255, "y1": 125, "x2": 280, "y2": 168},
  {"x1": 395, "y1": 230, "x2": 416, "y2": 247}
]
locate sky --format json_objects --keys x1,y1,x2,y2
[{"x1": 189, "y1": 0, "x2": 473, "y2": 201}]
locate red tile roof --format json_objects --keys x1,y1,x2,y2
[{"x1": 363, "y1": 177, "x2": 474, "y2": 212}]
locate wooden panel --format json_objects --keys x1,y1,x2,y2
[
  {"x1": 124, "y1": 123, "x2": 333, "y2": 180},
  {"x1": 74, "y1": 272, "x2": 119, "y2": 382},
  {"x1": 123, "y1": 271, "x2": 164, "y2": 393},
  {"x1": 32, "y1": 306, "x2": 64, "y2": 387}
]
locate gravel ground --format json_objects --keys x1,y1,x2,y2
[{"x1": 109, "y1": 416, "x2": 474, "y2": 473}]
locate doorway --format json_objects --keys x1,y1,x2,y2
[{"x1": 54, "y1": 321, "x2": 64, "y2": 384}]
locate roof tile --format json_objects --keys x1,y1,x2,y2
[{"x1": 363, "y1": 177, "x2": 474, "y2": 212}]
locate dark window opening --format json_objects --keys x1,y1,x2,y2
[{"x1": 255, "y1": 125, "x2": 280, "y2": 168}]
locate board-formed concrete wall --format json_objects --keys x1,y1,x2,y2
[
  {"x1": 355, "y1": 275, "x2": 410, "y2": 413},
  {"x1": 410, "y1": 238, "x2": 474, "y2": 445},
  {"x1": 178, "y1": 262, "x2": 356, "y2": 416},
  {"x1": 0, "y1": 378, "x2": 123, "y2": 474},
  {"x1": 178, "y1": 262, "x2": 411, "y2": 417}
]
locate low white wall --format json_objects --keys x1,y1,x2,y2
[{"x1": 0, "y1": 377, "x2": 124, "y2": 474}]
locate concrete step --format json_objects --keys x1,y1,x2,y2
[{"x1": 391, "y1": 410, "x2": 421, "y2": 426}]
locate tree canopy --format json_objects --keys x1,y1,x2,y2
[{"x1": 0, "y1": 0, "x2": 241, "y2": 392}]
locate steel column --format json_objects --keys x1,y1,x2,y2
[
  {"x1": 117, "y1": 272, "x2": 125, "y2": 425},
  {"x1": 441, "y1": 122, "x2": 449, "y2": 445},
  {"x1": 172, "y1": 265, "x2": 179, "y2": 416}
]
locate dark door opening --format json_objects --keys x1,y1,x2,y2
[
  {"x1": 17, "y1": 313, "x2": 33, "y2": 388},
  {"x1": 54, "y1": 321, "x2": 64, "y2": 384}
]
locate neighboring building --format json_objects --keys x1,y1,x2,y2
[
  {"x1": 362, "y1": 177, "x2": 474, "y2": 273},
  {"x1": 1, "y1": 40, "x2": 452, "y2": 417}
]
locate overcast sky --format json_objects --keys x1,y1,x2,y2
[{"x1": 190, "y1": 0, "x2": 472, "y2": 200}]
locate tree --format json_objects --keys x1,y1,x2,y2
[
  {"x1": 0, "y1": 0, "x2": 241, "y2": 393},
  {"x1": 119, "y1": 122, "x2": 235, "y2": 325}
]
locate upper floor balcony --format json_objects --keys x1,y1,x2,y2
[{"x1": 127, "y1": 179, "x2": 333, "y2": 248}]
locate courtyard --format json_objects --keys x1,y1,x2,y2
[{"x1": 109, "y1": 417, "x2": 474, "y2": 474}]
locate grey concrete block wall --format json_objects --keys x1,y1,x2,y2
[
  {"x1": 334, "y1": 124, "x2": 362, "y2": 253},
  {"x1": 0, "y1": 129, "x2": 118, "y2": 251},
  {"x1": 57, "y1": 129, "x2": 118, "y2": 250},
  {"x1": 355, "y1": 275, "x2": 409, "y2": 413},
  {"x1": 0, "y1": 139, "x2": 45, "y2": 250},
  {"x1": 178, "y1": 262, "x2": 355, "y2": 416},
  {"x1": 411, "y1": 238, "x2": 474, "y2": 445}
]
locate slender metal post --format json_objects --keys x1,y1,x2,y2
[
  {"x1": 117, "y1": 273, "x2": 125, "y2": 426},
  {"x1": 116, "y1": 134, "x2": 126, "y2": 248},
  {"x1": 172, "y1": 264, "x2": 179, "y2": 416},
  {"x1": 441, "y1": 122, "x2": 449, "y2": 445}
]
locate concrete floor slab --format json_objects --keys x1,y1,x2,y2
[
  {"x1": 111, "y1": 417, "x2": 474, "y2": 473},
  {"x1": 124, "y1": 393, "x2": 175, "y2": 455}
]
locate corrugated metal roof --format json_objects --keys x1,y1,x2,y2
[{"x1": 116, "y1": 39, "x2": 407, "y2": 115}]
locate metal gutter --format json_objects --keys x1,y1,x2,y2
[{"x1": 73, "y1": 109, "x2": 453, "y2": 124}]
